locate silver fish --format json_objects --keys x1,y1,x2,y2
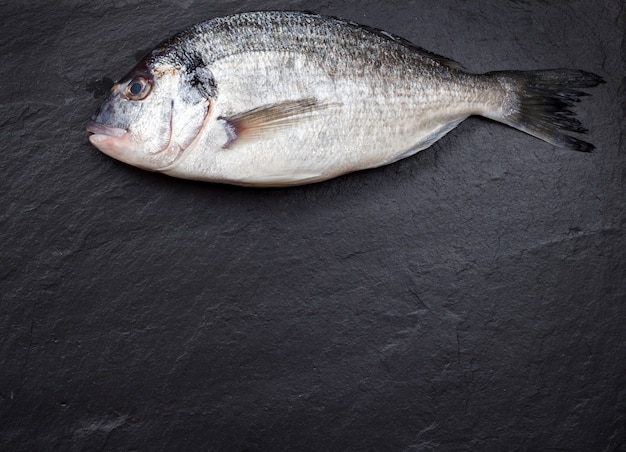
[{"x1": 86, "y1": 11, "x2": 604, "y2": 186}]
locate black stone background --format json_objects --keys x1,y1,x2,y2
[{"x1": 1, "y1": 1, "x2": 625, "y2": 450}]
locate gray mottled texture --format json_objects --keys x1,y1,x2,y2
[{"x1": 1, "y1": 1, "x2": 625, "y2": 451}]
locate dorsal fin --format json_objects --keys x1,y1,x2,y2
[
  {"x1": 296, "y1": 11, "x2": 466, "y2": 71},
  {"x1": 356, "y1": 23, "x2": 466, "y2": 70}
]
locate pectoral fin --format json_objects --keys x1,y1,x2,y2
[{"x1": 219, "y1": 98, "x2": 336, "y2": 148}]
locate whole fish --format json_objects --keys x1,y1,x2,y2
[{"x1": 87, "y1": 11, "x2": 604, "y2": 186}]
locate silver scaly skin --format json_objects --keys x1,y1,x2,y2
[{"x1": 87, "y1": 11, "x2": 604, "y2": 186}]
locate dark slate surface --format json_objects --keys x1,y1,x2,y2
[{"x1": 1, "y1": 1, "x2": 625, "y2": 450}]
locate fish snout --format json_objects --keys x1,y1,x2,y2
[
  {"x1": 88, "y1": 99, "x2": 117, "y2": 127},
  {"x1": 86, "y1": 96, "x2": 130, "y2": 149}
]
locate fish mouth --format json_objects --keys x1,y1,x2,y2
[
  {"x1": 86, "y1": 121, "x2": 128, "y2": 143},
  {"x1": 85, "y1": 120, "x2": 181, "y2": 171},
  {"x1": 86, "y1": 120, "x2": 144, "y2": 168}
]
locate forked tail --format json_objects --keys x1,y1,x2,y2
[{"x1": 484, "y1": 69, "x2": 605, "y2": 152}]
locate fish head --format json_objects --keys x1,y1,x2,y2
[{"x1": 87, "y1": 54, "x2": 212, "y2": 171}]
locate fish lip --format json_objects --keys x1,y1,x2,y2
[{"x1": 86, "y1": 121, "x2": 127, "y2": 138}]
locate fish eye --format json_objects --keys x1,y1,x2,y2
[{"x1": 125, "y1": 76, "x2": 151, "y2": 100}]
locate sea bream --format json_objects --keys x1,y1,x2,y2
[{"x1": 86, "y1": 11, "x2": 604, "y2": 186}]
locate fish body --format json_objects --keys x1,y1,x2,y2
[{"x1": 87, "y1": 11, "x2": 603, "y2": 186}]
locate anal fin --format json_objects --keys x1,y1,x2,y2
[{"x1": 237, "y1": 172, "x2": 325, "y2": 187}]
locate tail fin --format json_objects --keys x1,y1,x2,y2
[{"x1": 485, "y1": 69, "x2": 605, "y2": 152}]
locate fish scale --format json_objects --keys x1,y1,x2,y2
[{"x1": 87, "y1": 11, "x2": 604, "y2": 186}]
